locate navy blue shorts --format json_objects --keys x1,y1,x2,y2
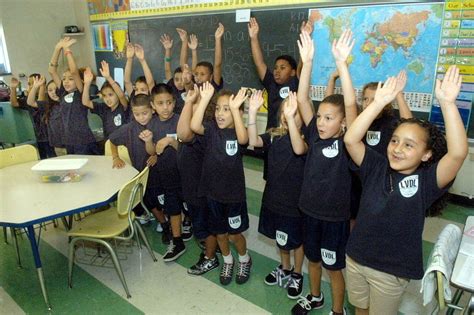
[
  {"x1": 65, "y1": 142, "x2": 99, "y2": 155},
  {"x1": 207, "y1": 198, "x2": 249, "y2": 235},
  {"x1": 186, "y1": 198, "x2": 211, "y2": 240},
  {"x1": 258, "y1": 205, "x2": 303, "y2": 251},
  {"x1": 304, "y1": 215, "x2": 349, "y2": 270},
  {"x1": 143, "y1": 186, "x2": 164, "y2": 211},
  {"x1": 163, "y1": 189, "x2": 185, "y2": 216}
]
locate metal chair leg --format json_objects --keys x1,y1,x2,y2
[
  {"x1": 11, "y1": 228, "x2": 22, "y2": 268},
  {"x1": 97, "y1": 240, "x2": 131, "y2": 298},
  {"x1": 134, "y1": 221, "x2": 157, "y2": 262},
  {"x1": 3, "y1": 227, "x2": 8, "y2": 244}
]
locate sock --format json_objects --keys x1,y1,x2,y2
[
  {"x1": 238, "y1": 251, "x2": 250, "y2": 263},
  {"x1": 223, "y1": 253, "x2": 233, "y2": 264},
  {"x1": 331, "y1": 311, "x2": 344, "y2": 315},
  {"x1": 310, "y1": 293, "x2": 323, "y2": 301}
]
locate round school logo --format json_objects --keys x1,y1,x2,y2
[
  {"x1": 279, "y1": 86, "x2": 290, "y2": 99},
  {"x1": 398, "y1": 175, "x2": 419, "y2": 198},
  {"x1": 167, "y1": 133, "x2": 178, "y2": 140},
  {"x1": 181, "y1": 92, "x2": 187, "y2": 101},
  {"x1": 321, "y1": 248, "x2": 336, "y2": 266},
  {"x1": 113, "y1": 114, "x2": 122, "y2": 126},
  {"x1": 157, "y1": 194, "x2": 165, "y2": 206},
  {"x1": 366, "y1": 131, "x2": 381, "y2": 146},
  {"x1": 228, "y1": 215, "x2": 242, "y2": 229},
  {"x1": 322, "y1": 140, "x2": 339, "y2": 158},
  {"x1": 64, "y1": 92, "x2": 74, "y2": 103},
  {"x1": 226, "y1": 140, "x2": 238, "y2": 156},
  {"x1": 276, "y1": 230, "x2": 288, "y2": 246}
]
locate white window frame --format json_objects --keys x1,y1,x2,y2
[{"x1": 0, "y1": 23, "x2": 11, "y2": 75}]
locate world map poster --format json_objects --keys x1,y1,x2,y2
[{"x1": 309, "y1": 3, "x2": 443, "y2": 112}]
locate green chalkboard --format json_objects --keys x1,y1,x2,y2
[{"x1": 95, "y1": 8, "x2": 308, "y2": 93}]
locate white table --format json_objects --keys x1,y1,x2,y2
[{"x1": 0, "y1": 155, "x2": 138, "y2": 310}]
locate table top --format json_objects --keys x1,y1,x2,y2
[
  {"x1": 0, "y1": 155, "x2": 138, "y2": 227},
  {"x1": 451, "y1": 216, "x2": 474, "y2": 292}
]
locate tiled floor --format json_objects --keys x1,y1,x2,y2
[{"x1": 0, "y1": 156, "x2": 472, "y2": 314}]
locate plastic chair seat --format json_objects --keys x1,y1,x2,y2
[{"x1": 68, "y1": 209, "x2": 135, "y2": 239}]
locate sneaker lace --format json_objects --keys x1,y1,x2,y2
[
  {"x1": 296, "y1": 296, "x2": 312, "y2": 311},
  {"x1": 237, "y1": 261, "x2": 250, "y2": 277},
  {"x1": 276, "y1": 268, "x2": 286, "y2": 287},
  {"x1": 166, "y1": 242, "x2": 175, "y2": 253},
  {"x1": 287, "y1": 276, "x2": 301, "y2": 290},
  {"x1": 221, "y1": 262, "x2": 232, "y2": 277}
]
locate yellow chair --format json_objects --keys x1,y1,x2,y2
[
  {"x1": 0, "y1": 144, "x2": 39, "y2": 168},
  {"x1": 67, "y1": 167, "x2": 156, "y2": 298},
  {"x1": 104, "y1": 139, "x2": 132, "y2": 165},
  {"x1": 0, "y1": 144, "x2": 39, "y2": 267}
]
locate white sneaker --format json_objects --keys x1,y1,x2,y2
[{"x1": 137, "y1": 213, "x2": 151, "y2": 225}]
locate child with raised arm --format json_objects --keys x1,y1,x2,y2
[
  {"x1": 343, "y1": 66, "x2": 467, "y2": 315},
  {"x1": 82, "y1": 62, "x2": 129, "y2": 168},
  {"x1": 124, "y1": 43, "x2": 155, "y2": 97},
  {"x1": 48, "y1": 37, "x2": 98, "y2": 155},
  {"x1": 193, "y1": 23, "x2": 224, "y2": 91},
  {"x1": 291, "y1": 30, "x2": 357, "y2": 315},
  {"x1": 10, "y1": 74, "x2": 55, "y2": 158},
  {"x1": 190, "y1": 83, "x2": 251, "y2": 285},
  {"x1": 27, "y1": 76, "x2": 65, "y2": 156},
  {"x1": 176, "y1": 83, "x2": 220, "y2": 276},
  {"x1": 248, "y1": 90, "x2": 307, "y2": 299},
  {"x1": 248, "y1": 17, "x2": 299, "y2": 131}
]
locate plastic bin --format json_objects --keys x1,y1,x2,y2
[{"x1": 31, "y1": 159, "x2": 88, "y2": 183}]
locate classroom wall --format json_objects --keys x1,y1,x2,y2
[{"x1": 0, "y1": 0, "x2": 95, "y2": 85}]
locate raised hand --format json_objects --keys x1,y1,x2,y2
[
  {"x1": 297, "y1": 30, "x2": 314, "y2": 64},
  {"x1": 126, "y1": 42, "x2": 135, "y2": 59},
  {"x1": 373, "y1": 76, "x2": 398, "y2": 107},
  {"x1": 188, "y1": 34, "x2": 198, "y2": 50},
  {"x1": 394, "y1": 70, "x2": 407, "y2": 94},
  {"x1": 248, "y1": 90, "x2": 264, "y2": 113},
  {"x1": 134, "y1": 44, "x2": 145, "y2": 61},
  {"x1": 185, "y1": 85, "x2": 200, "y2": 104},
  {"x1": 331, "y1": 29, "x2": 355, "y2": 63},
  {"x1": 99, "y1": 60, "x2": 111, "y2": 79},
  {"x1": 62, "y1": 37, "x2": 77, "y2": 49},
  {"x1": 83, "y1": 67, "x2": 94, "y2": 84},
  {"x1": 248, "y1": 17, "x2": 259, "y2": 39},
  {"x1": 215, "y1": 23, "x2": 225, "y2": 39},
  {"x1": 435, "y1": 65, "x2": 462, "y2": 105},
  {"x1": 199, "y1": 81, "x2": 215, "y2": 102},
  {"x1": 300, "y1": 20, "x2": 314, "y2": 35},
  {"x1": 10, "y1": 77, "x2": 19, "y2": 88},
  {"x1": 229, "y1": 88, "x2": 248, "y2": 111},
  {"x1": 176, "y1": 28, "x2": 188, "y2": 42},
  {"x1": 182, "y1": 64, "x2": 193, "y2": 85},
  {"x1": 33, "y1": 76, "x2": 46, "y2": 89},
  {"x1": 283, "y1": 92, "x2": 298, "y2": 120},
  {"x1": 160, "y1": 34, "x2": 173, "y2": 50},
  {"x1": 139, "y1": 129, "x2": 153, "y2": 143}
]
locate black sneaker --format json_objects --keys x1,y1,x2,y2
[
  {"x1": 161, "y1": 222, "x2": 171, "y2": 245},
  {"x1": 182, "y1": 220, "x2": 193, "y2": 241},
  {"x1": 287, "y1": 272, "x2": 303, "y2": 299},
  {"x1": 163, "y1": 240, "x2": 186, "y2": 262},
  {"x1": 219, "y1": 260, "x2": 234, "y2": 285},
  {"x1": 235, "y1": 257, "x2": 252, "y2": 285},
  {"x1": 264, "y1": 264, "x2": 292, "y2": 286},
  {"x1": 187, "y1": 253, "x2": 219, "y2": 275},
  {"x1": 291, "y1": 293, "x2": 324, "y2": 315}
]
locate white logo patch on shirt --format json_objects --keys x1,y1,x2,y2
[
  {"x1": 399, "y1": 175, "x2": 419, "y2": 198},
  {"x1": 279, "y1": 86, "x2": 290, "y2": 99},
  {"x1": 157, "y1": 194, "x2": 165, "y2": 205},
  {"x1": 64, "y1": 92, "x2": 74, "y2": 103},
  {"x1": 181, "y1": 92, "x2": 187, "y2": 101},
  {"x1": 166, "y1": 133, "x2": 178, "y2": 140},
  {"x1": 113, "y1": 114, "x2": 122, "y2": 126},
  {"x1": 226, "y1": 140, "x2": 238, "y2": 156},
  {"x1": 366, "y1": 131, "x2": 381, "y2": 146},
  {"x1": 321, "y1": 248, "x2": 336, "y2": 266},
  {"x1": 276, "y1": 230, "x2": 288, "y2": 246},
  {"x1": 228, "y1": 215, "x2": 242, "y2": 229},
  {"x1": 322, "y1": 140, "x2": 339, "y2": 158}
]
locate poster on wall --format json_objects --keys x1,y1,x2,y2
[
  {"x1": 308, "y1": 2, "x2": 444, "y2": 113},
  {"x1": 92, "y1": 23, "x2": 113, "y2": 52},
  {"x1": 111, "y1": 21, "x2": 129, "y2": 58}
]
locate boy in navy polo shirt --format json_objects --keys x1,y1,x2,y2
[{"x1": 190, "y1": 82, "x2": 252, "y2": 285}]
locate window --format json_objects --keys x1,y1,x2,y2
[{"x1": 0, "y1": 23, "x2": 11, "y2": 75}]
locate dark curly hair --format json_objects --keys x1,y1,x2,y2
[{"x1": 396, "y1": 118, "x2": 449, "y2": 217}]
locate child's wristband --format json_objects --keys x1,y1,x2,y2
[{"x1": 164, "y1": 57, "x2": 171, "y2": 62}]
